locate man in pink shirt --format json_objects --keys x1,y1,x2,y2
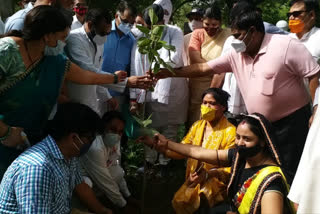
[{"x1": 156, "y1": 1, "x2": 320, "y2": 183}]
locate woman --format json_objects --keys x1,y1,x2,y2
[
  {"x1": 0, "y1": 6, "x2": 126, "y2": 178},
  {"x1": 152, "y1": 113, "x2": 295, "y2": 214},
  {"x1": 139, "y1": 88, "x2": 236, "y2": 214},
  {"x1": 187, "y1": 5, "x2": 231, "y2": 127}
]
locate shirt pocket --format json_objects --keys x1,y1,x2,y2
[{"x1": 259, "y1": 71, "x2": 277, "y2": 96}]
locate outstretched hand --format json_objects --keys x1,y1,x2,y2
[
  {"x1": 153, "y1": 133, "x2": 168, "y2": 153},
  {"x1": 114, "y1": 70, "x2": 127, "y2": 82}
]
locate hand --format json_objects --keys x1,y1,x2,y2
[
  {"x1": 152, "y1": 68, "x2": 173, "y2": 80},
  {"x1": 114, "y1": 70, "x2": 127, "y2": 82},
  {"x1": 127, "y1": 75, "x2": 152, "y2": 89},
  {"x1": 309, "y1": 105, "x2": 318, "y2": 127},
  {"x1": 186, "y1": 169, "x2": 207, "y2": 188},
  {"x1": 107, "y1": 98, "x2": 119, "y2": 110},
  {"x1": 136, "y1": 136, "x2": 154, "y2": 147},
  {"x1": 2, "y1": 127, "x2": 25, "y2": 148},
  {"x1": 129, "y1": 100, "x2": 139, "y2": 115},
  {"x1": 153, "y1": 133, "x2": 168, "y2": 153}
]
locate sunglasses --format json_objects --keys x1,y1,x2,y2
[{"x1": 287, "y1": 10, "x2": 307, "y2": 18}]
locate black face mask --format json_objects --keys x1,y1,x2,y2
[{"x1": 237, "y1": 144, "x2": 262, "y2": 159}]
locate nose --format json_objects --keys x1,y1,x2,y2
[{"x1": 237, "y1": 138, "x2": 245, "y2": 146}]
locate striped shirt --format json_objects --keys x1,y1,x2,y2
[{"x1": 0, "y1": 135, "x2": 83, "y2": 214}]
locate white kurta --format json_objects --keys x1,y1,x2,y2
[{"x1": 65, "y1": 26, "x2": 127, "y2": 115}]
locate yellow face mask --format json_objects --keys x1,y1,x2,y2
[
  {"x1": 201, "y1": 105, "x2": 216, "y2": 121},
  {"x1": 289, "y1": 19, "x2": 305, "y2": 33}
]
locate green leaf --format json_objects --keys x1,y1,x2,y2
[
  {"x1": 162, "y1": 43, "x2": 176, "y2": 51},
  {"x1": 152, "y1": 25, "x2": 165, "y2": 38},
  {"x1": 136, "y1": 25, "x2": 150, "y2": 35},
  {"x1": 137, "y1": 37, "x2": 151, "y2": 48},
  {"x1": 153, "y1": 63, "x2": 160, "y2": 74},
  {"x1": 132, "y1": 115, "x2": 145, "y2": 127},
  {"x1": 149, "y1": 8, "x2": 158, "y2": 25}
]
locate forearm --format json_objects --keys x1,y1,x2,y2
[
  {"x1": 173, "y1": 63, "x2": 213, "y2": 78},
  {"x1": 74, "y1": 182, "x2": 109, "y2": 214},
  {"x1": 210, "y1": 73, "x2": 226, "y2": 88},
  {"x1": 165, "y1": 149, "x2": 185, "y2": 159}
]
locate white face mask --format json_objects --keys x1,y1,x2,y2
[
  {"x1": 131, "y1": 24, "x2": 144, "y2": 38},
  {"x1": 44, "y1": 40, "x2": 66, "y2": 56},
  {"x1": 189, "y1": 20, "x2": 203, "y2": 31},
  {"x1": 231, "y1": 30, "x2": 251, "y2": 53},
  {"x1": 103, "y1": 133, "x2": 121, "y2": 147},
  {"x1": 117, "y1": 16, "x2": 132, "y2": 35},
  {"x1": 93, "y1": 34, "x2": 107, "y2": 45}
]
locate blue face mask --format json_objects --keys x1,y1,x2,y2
[
  {"x1": 73, "y1": 135, "x2": 92, "y2": 156},
  {"x1": 44, "y1": 40, "x2": 66, "y2": 56},
  {"x1": 117, "y1": 16, "x2": 132, "y2": 35},
  {"x1": 103, "y1": 133, "x2": 121, "y2": 147}
]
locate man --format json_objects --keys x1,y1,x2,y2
[
  {"x1": 287, "y1": 0, "x2": 320, "y2": 124},
  {"x1": 0, "y1": 103, "x2": 112, "y2": 214},
  {"x1": 131, "y1": 4, "x2": 188, "y2": 176},
  {"x1": 71, "y1": 0, "x2": 88, "y2": 30},
  {"x1": 101, "y1": 0, "x2": 137, "y2": 103},
  {"x1": 155, "y1": 1, "x2": 320, "y2": 183},
  {"x1": 4, "y1": 0, "x2": 74, "y2": 33},
  {"x1": 183, "y1": 8, "x2": 204, "y2": 35},
  {"x1": 66, "y1": 8, "x2": 150, "y2": 116}
]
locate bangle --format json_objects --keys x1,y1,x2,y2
[
  {"x1": 113, "y1": 74, "x2": 118, "y2": 84},
  {"x1": 216, "y1": 150, "x2": 220, "y2": 167},
  {"x1": 0, "y1": 126, "x2": 11, "y2": 142}
]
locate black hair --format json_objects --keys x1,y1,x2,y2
[
  {"x1": 201, "y1": 88, "x2": 230, "y2": 112},
  {"x1": 101, "y1": 111, "x2": 125, "y2": 126},
  {"x1": 230, "y1": 0, "x2": 265, "y2": 33},
  {"x1": 289, "y1": 0, "x2": 320, "y2": 14},
  {"x1": 203, "y1": 4, "x2": 222, "y2": 21},
  {"x1": 239, "y1": 116, "x2": 266, "y2": 143},
  {"x1": 4, "y1": 6, "x2": 72, "y2": 40},
  {"x1": 117, "y1": 0, "x2": 137, "y2": 17},
  {"x1": 45, "y1": 102, "x2": 103, "y2": 141},
  {"x1": 143, "y1": 4, "x2": 164, "y2": 26},
  {"x1": 85, "y1": 8, "x2": 112, "y2": 26}
]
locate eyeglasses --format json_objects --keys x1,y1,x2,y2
[{"x1": 287, "y1": 10, "x2": 307, "y2": 18}]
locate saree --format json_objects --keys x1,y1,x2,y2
[
  {"x1": 0, "y1": 37, "x2": 70, "y2": 178},
  {"x1": 172, "y1": 117, "x2": 235, "y2": 214},
  {"x1": 188, "y1": 28, "x2": 231, "y2": 126}
]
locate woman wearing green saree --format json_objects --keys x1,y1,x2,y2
[{"x1": 0, "y1": 6, "x2": 127, "y2": 179}]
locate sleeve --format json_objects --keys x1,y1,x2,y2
[
  {"x1": 4, "y1": 18, "x2": 25, "y2": 33},
  {"x1": 285, "y1": 39, "x2": 320, "y2": 78},
  {"x1": 227, "y1": 148, "x2": 237, "y2": 164},
  {"x1": 206, "y1": 54, "x2": 233, "y2": 74},
  {"x1": 80, "y1": 142, "x2": 127, "y2": 207},
  {"x1": 264, "y1": 177, "x2": 286, "y2": 196},
  {"x1": 188, "y1": 29, "x2": 203, "y2": 52},
  {"x1": 15, "y1": 166, "x2": 53, "y2": 214}
]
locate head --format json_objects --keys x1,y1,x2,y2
[
  {"x1": 22, "y1": 5, "x2": 72, "y2": 47},
  {"x1": 144, "y1": 4, "x2": 164, "y2": 27},
  {"x1": 288, "y1": 0, "x2": 319, "y2": 34},
  {"x1": 73, "y1": 0, "x2": 88, "y2": 18},
  {"x1": 203, "y1": 5, "x2": 222, "y2": 37},
  {"x1": 101, "y1": 111, "x2": 125, "y2": 147},
  {"x1": 85, "y1": 8, "x2": 112, "y2": 37},
  {"x1": 45, "y1": 103, "x2": 103, "y2": 157},
  {"x1": 186, "y1": 8, "x2": 203, "y2": 32},
  {"x1": 135, "y1": 13, "x2": 145, "y2": 26},
  {"x1": 235, "y1": 113, "x2": 280, "y2": 163},
  {"x1": 115, "y1": 0, "x2": 137, "y2": 34},
  {"x1": 153, "y1": 0, "x2": 172, "y2": 24},
  {"x1": 200, "y1": 88, "x2": 230, "y2": 123},
  {"x1": 230, "y1": 1, "x2": 265, "y2": 54}
]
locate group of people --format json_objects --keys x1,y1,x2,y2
[{"x1": 0, "y1": 0, "x2": 320, "y2": 213}]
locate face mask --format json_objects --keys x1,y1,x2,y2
[
  {"x1": 73, "y1": 6, "x2": 88, "y2": 16},
  {"x1": 237, "y1": 144, "x2": 262, "y2": 159},
  {"x1": 131, "y1": 24, "x2": 144, "y2": 38},
  {"x1": 103, "y1": 133, "x2": 121, "y2": 147},
  {"x1": 117, "y1": 16, "x2": 132, "y2": 35},
  {"x1": 231, "y1": 30, "x2": 251, "y2": 53},
  {"x1": 164, "y1": 15, "x2": 170, "y2": 25},
  {"x1": 73, "y1": 135, "x2": 92, "y2": 156},
  {"x1": 93, "y1": 34, "x2": 107, "y2": 45},
  {"x1": 44, "y1": 40, "x2": 66, "y2": 56},
  {"x1": 289, "y1": 19, "x2": 305, "y2": 33},
  {"x1": 201, "y1": 105, "x2": 216, "y2": 121}
]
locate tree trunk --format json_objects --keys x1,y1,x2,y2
[{"x1": 0, "y1": 0, "x2": 15, "y2": 20}]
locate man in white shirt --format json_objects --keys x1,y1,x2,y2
[{"x1": 71, "y1": 0, "x2": 88, "y2": 30}]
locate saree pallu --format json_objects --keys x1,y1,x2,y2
[
  {"x1": 172, "y1": 118, "x2": 236, "y2": 214},
  {"x1": 0, "y1": 52, "x2": 70, "y2": 179}
]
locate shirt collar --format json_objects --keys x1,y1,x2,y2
[
  {"x1": 257, "y1": 33, "x2": 271, "y2": 55},
  {"x1": 45, "y1": 135, "x2": 64, "y2": 160},
  {"x1": 111, "y1": 19, "x2": 117, "y2": 31},
  {"x1": 300, "y1": 26, "x2": 317, "y2": 41}
]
